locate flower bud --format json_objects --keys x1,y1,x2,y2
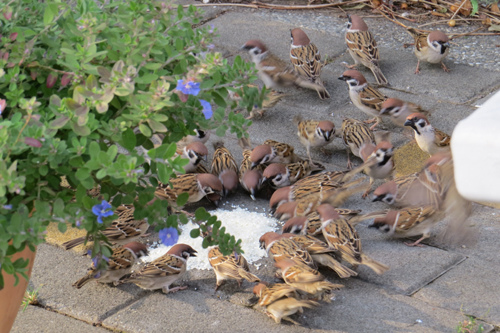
[
  {"x1": 61, "y1": 73, "x2": 72, "y2": 87},
  {"x1": 25, "y1": 137, "x2": 42, "y2": 148},
  {"x1": 46, "y1": 73, "x2": 58, "y2": 89}
]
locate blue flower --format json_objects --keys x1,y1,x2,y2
[
  {"x1": 92, "y1": 200, "x2": 113, "y2": 224},
  {"x1": 159, "y1": 227, "x2": 179, "y2": 246},
  {"x1": 176, "y1": 79, "x2": 200, "y2": 96},
  {"x1": 199, "y1": 99, "x2": 213, "y2": 119},
  {"x1": 2, "y1": 205, "x2": 12, "y2": 210}
]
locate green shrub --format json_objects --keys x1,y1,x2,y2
[{"x1": 0, "y1": 0, "x2": 263, "y2": 288}]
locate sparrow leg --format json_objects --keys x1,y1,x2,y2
[
  {"x1": 403, "y1": 43, "x2": 415, "y2": 48},
  {"x1": 341, "y1": 62, "x2": 358, "y2": 70},
  {"x1": 282, "y1": 317, "x2": 300, "y2": 325},
  {"x1": 180, "y1": 209, "x2": 194, "y2": 217},
  {"x1": 441, "y1": 62, "x2": 450, "y2": 72},
  {"x1": 414, "y1": 60, "x2": 421, "y2": 74},
  {"x1": 368, "y1": 118, "x2": 381, "y2": 131},
  {"x1": 362, "y1": 178, "x2": 374, "y2": 199},
  {"x1": 140, "y1": 233, "x2": 151, "y2": 237},
  {"x1": 214, "y1": 281, "x2": 223, "y2": 292},
  {"x1": 404, "y1": 235, "x2": 428, "y2": 247},
  {"x1": 306, "y1": 147, "x2": 313, "y2": 164},
  {"x1": 162, "y1": 285, "x2": 188, "y2": 294},
  {"x1": 363, "y1": 117, "x2": 377, "y2": 124}
]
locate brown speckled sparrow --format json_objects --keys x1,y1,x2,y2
[
  {"x1": 341, "y1": 117, "x2": 376, "y2": 169},
  {"x1": 404, "y1": 113, "x2": 451, "y2": 156},
  {"x1": 208, "y1": 246, "x2": 260, "y2": 291},
  {"x1": 262, "y1": 161, "x2": 325, "y2": 189},
  {"x1": 177, "y1": 141, "x2": 208, "y2": 174},
  {"x1": 317, "y1": 204, "x2": 389, "y2": 275},
  {"x1": 73, "y1": 242, "x2": 149, "y2": 288},
  {"x1": 353, "y1": 141, "x2": 395, "y2": 198},
  {"x1": 339, "y1": 70, "x2": 388, "y2": 130},
  {"x1": 242, "y1": 39, "x2": 330, "y2": 98},
  {"x1": 177, "y1": 129, "x2": 210, "y2": 150},
  {"x1": 345, "y1": 15, "x2": 388, "y2": 85},
  {"x1": 259, "y1": 232, "x2": 316, "y2": 269},
  {"x1": 366, "y1": 206, "x2": 441, "y2": 246},
  {"x1": 239, "y1": 138, "x2": 264, "y2": 200},
  {"x1": 290, "y1": 28, "x2": 330, "y2": 100},
  {"x1": 250, "y1": 139, "x2": 300, "y2": 169},
  {"x1": 275, "y1": 259, "x2": 344, "y2": 302},
  {"x1": 380, "y1": 98, "x2": 431, "y2": 127},
  {"x1": 253, "y1": 282, "x2": 318, "y2": 325},
  {"x1": 283, "y1": 233, "x2": 357, "y2": 278},
  {"x1": 406, "y1": 28, "x2": 450, "y2": 74},
  {"x1": 62, "y1": 205, "x2": 149, "y2": 250},
  {"x1": 211, "y1": 141, "x2": 239, "y2": 197},
  {"x1": 294, "y1": 115, "x2": 335, "y2": 162},
  {"x1": 155, "y1": 173, "x2": 223, "y2": 207},
  {"x1": 281, "y1": 207, "x2": 361, "y2": 231},
  {"x1": 117, "y1": 244, "x2": 197, "y2": 293}
]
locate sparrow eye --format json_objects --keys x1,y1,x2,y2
[
  {"x1": 274, "y1": 175, "x2": 282, "y2": 182},
  {"x1": 188, "y1": 151, "x2": 196, "y2": 159},
  {"x1": 392, "y1": 108, "x2": 400, "y2": 115},
  {"x1": 417, "y1": 119, "x2": 426, "y2": 127}
]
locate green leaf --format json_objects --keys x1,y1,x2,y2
[
  {"x1": 53, "y1": 198, "x2": 64, "y2": 216},
  {"x1": 75, "y1": 168, "x2": 91, "y2": 181},
  {"x1": 212, "y1": 91, "x2": 227, "y2": 107},
  {"x1": 89, "y1": 141, "x2": 100, "y2": 158},
  {"x1": 96, "y1": 169, "x2": 107, "y2": 179},
  {"x1": 135, "y1": 74, "x2": 158, "y2": 84},
  {"x1": 50, "y1": 116, "x2": 70, "y2": 129},
  {"x1": 39, "y1": 165, "x2": 48, "y2": 176},
  {"x1": 58, "y1": 222, "x2": 67, "y2": 233},
  {"x1": 190, "y1": 228, "x2": 200, "y2": 238},
  {"x1": 147, "y1": 119, "x2": 167, "y2": 133},
  {"x1": 195, "y1": 207, "x2": 208, "y2": 221},
  {"x1": 164, "y1": 143, "x2": 177, "y2": 159},
  {"x1": 139, "y1": 123, "x2": 152, "y2": 137},
  {"x1": 470, "y1": 0, "x2": 478, "y2": 15},
  {"x1": 43, "y1": 4, "x2": 56, "y2": 26},
  {"x1": 121, "y1": 128, "x2": 137, "y2": 151},
  {"x1": 176, "y1": 192, "x2": 189, "y2": 207}
]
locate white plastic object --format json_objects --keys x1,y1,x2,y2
[{"x1": 452, "y1": 90, "x2": 500, "y2": 203}]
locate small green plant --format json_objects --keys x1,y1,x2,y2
[
  {"x1": 21, "y1": 284, "x2": 40, "y2": 311},
  {"x1": 456, "y1": 311, "x2": 485, "y2": 333}
]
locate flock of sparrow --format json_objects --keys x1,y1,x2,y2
[{"x1": 60, "y1": 14, "x2": 472, "y2": 324}]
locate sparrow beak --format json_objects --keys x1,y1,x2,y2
[
  {"x1": 372, "y1": 195, "x2": 382, "y2": 202},
  {"x1": 404, "y1": 119, "x2": 419, "y2": 134},
  {"x1": 261, "y1": 177, "x2": 268, "y2": 184},
  {"x1": 250, "y1": 162, "x2": 258, "y2": 170},
  {"x1": 338, "y1": 75, "x2": 347, "y2": 81},
  {"x1": 380, "y1": 108, "x2": 388, "y2": 115}
]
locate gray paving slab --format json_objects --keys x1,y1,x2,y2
[
  {"x1": 11, "y1": 305, "x2": 108, "y2": 333},
  {"x1": 414, "y1": 256, "x2": 500, "y2": 327},
  {"x1": 30, "y1": 243, "x2": 146, "y2": 324}
]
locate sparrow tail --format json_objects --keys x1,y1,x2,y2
[
  {"x1": 62, "y1": 237, "x2": 85, "y2": 250},
  {"x1": 72, "y1": 274, "x2": 93, "y2": 289},
  {"x1": 311, "y1": 254, "x2": 358, "y2": 278},
  {"x1": 360, "y1": 254, "x2": 389, "y2": 275},
  {"x1": 238, "y1": 269, "x2": 261, "y2": 283},
  {"x1": 370, "y1": 66, "x2": 388, "y2": 86}
]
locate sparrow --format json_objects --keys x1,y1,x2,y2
[
  {"x1": 282, "y1": 207, "x2": 361, "y2": 235},
  {"x1": 239, "y1": 138, "x2": 265, "y2": 200},
  {"x1": 289, "y1": 28, "x2": 330, "y2": 99},
  {"x1": 211, "y1": 141, "x2": 239, "y2": 177},
  {"x1": 253, "y1": 282, "x2": 318, "y2": 325},
  {"x1": 117, "y1": 244, "x2": 197, "y2": 293},
  {"x1": 252, "y1": 282, "x2": 298, "y2": 308},
  {"x1": 73, "y1": 242, "x2": 149, "y2": 288},
  {"x1": 210, "y1": 141, "x2": 239, "y2": 197},
  {"x1": 366, "y1": 206, "x2": 441, "y2": 246},
  {"x1": 406, "y1": 28, "x2": 450, "y2": 74},
  {"x1": 262, "y1": 161, "x2": 325, "y2": 188},
  {"x1": 341, "y1": 117, "x2": 376, "y2": 169},
  {"x1": 269, "y1": 186, "x2": 293, "y2": 214},
  {"x1": 250, "y1": 139, "x2": 300, "y2": 169},
  {"x1": 339, "y1": 70, "x2": 388, "y2": 130},
  {"x1": 293, "y1": 115, "x2": 335, "y2": 162},
  {"x1": 208, "y1": 246, "x2": 260, "y2": 291},
  {"x1": 62, "y1": 205, "x2": 149, "y2": 250},
  {"x1": 317, "y1": 203, "x2": 389, "y2": 275},
  {"x1": 283, "y1": 233, "x2": 357, "y2": 278},
  {"x1": 177, "y1": 141, "x2": 209, "y2": 174},
  {"x1": 154, "y1": 173, "x2": 223, "y2": 207},
  {"x1": 241, "y1": 39, "x2": 330, "y2": 98},
  {"x1": 404, "y1": 113, "x2": 451, "y2": 156},
  {"x1": 380, "y1": 98, "x2": 431, "y2": 127},
  {"x1": 177, "y1": 129, "x2": 210, "y2": 150},
  {"x1": 375, "y1": 152, "x2": 472, "y2": 245},
  {"x1": 348, "y1": 140, "x2": 395, "y2": 198},
  {"x1": 275, "y1": 259, "x2": 344, "y2": 301},
  {"x1": 345, "y1": 14, "x2": 388, "y2": 85},
  {"x1": 259, "y1": 232, "x2": 316, "y2": 269}
]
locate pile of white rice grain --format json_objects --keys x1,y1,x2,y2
[{"x1": 141, "y1": 206, "x2": 279, "y2": 270}]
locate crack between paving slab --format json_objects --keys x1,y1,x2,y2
[
  {"x1": 96, "y1": 290, "x2": 152, "y2": 324},
  {"x1": 24, "y1": 303, "x2": 116, "y2": 331},
  {"x1": 192, "y1": 9, "x2": 231, "y2": 29},
  {"x1": 406, "y1": 255, "x2": 467, "y2": 296}
]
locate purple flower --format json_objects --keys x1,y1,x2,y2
[
  {"x1": 199, "y1": 99, "x2": 212, "y2": 119},
  {"x1": 0, "y1": 99, "x2": 6, "y2": 114},
  {"x1": 176, "y1": 79, "x2": 200, "y2": 96},
  {"x1": 92, "y1": 200, "x2": 113, "y2": 224},
  {"x1": 2, "y1": 204, "x2": 12, "y2": 210},
  {"x1": 159, "y1": 227, "x2": 179, "y2": 246}
]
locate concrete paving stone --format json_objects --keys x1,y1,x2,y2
[
  {"x1": 11, "y1": 305, "x2": 109, "y2": 333},
  {"x1": 30, "y1": 243, "x2": 148, "y2": 324},
  {"x1": 413, "y1": 256, "x2": 500, "y2": 327}
]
